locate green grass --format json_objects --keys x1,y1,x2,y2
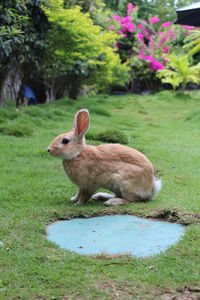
[
  {"x1": 87, "y1": 129, "x2": 128, "y2": 144},
  {"x1": 1, "y1": 91, "x2": 200, "y2": 299}
]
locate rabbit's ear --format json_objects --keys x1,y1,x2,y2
[{"x1": 73, "y1": 109, "x2": 90, "y2": 137}]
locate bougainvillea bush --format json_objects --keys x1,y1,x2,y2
[{"x1": 108, "y1": 2, "x2": 194, "y2": 91}]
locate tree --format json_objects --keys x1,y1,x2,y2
[
  {"x1": 0, "y1": 0, "x2": 49, "y2": 105},
  {"x1": 103, "y1": 0, "x2": 157, "y2": 19},
  {"x1": 43, "y1": 1, "x2": 129, "y2": 99}
]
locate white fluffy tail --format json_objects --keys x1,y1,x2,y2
[{"x1": 152, "y1": 177, "x2": 162, "y2": 200}]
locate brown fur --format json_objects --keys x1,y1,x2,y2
[{"x1": 48, "y1": 109, "x2": 157, "y2": 205}]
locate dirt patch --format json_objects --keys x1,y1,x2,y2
[
  {"x1": 62, "y1": 295, "x2": 73, "y2": 300},
  {"x1": 157, "y1": 286, "x2": 200, "y2": 300},
  {"x1": 96, "y1": 281, "x2": 200, "y2": 300},
  {"x1": 50, "y1": 208, "x2": 200, "y2": 227},
  {"x1": 147, "y1": 209, "x2": 200, "y2": 225},
  {"x1": 96, "y1": 280, "x2": 139, "y2": 300}
]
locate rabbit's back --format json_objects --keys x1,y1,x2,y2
[{"x1": 63, "y1": 144, "x2": 154, "y2": 201}]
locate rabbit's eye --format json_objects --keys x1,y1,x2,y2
[{"x1": 62, "y1": 138, "x2": 69, "y2": 145}]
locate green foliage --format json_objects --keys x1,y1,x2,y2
[
  {"x1": 103, "y1": 0, "x2": 196, "y2": 21},
  {"x1": 157, "y1": 54, "x2": 200, "y2": 90},
  {"x1": 104, "y1": 0, "x2": 156, "y2": 19},
  {"x1": 0, "y1": 3, "x2": 26, "y2": 57},
  {"x1": 0, "y1": 109, "x2": 18, "y2": 123},
  {"x1": 64, "y1": 0, "x2": 111, "y2": 27},
  {"x1": 184, "y1": 30, "x2": 200, "y2": 55},
  {"x1": 0, "y1": 120, "x2": 33, "y2": 137},
  {"x1": 90, "y1": 107, "x2": 111, "y2": 116},
  {"x1": 87, "y1": 129, "x2": 128, "y2": 144},
  {"x1": 44, "y1": 1, "x2": 129, "y2": 98},
  {"x1": 0, "y1": 1, "x2": 49, "y2": 69},
  {"x1": 150, "y1": 0, "x2": 196, "y2": 22},
  {"x1": 0, "y1": 0, "x2": 50, "y2": 105}
]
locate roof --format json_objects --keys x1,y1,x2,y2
[{"x1": 177, "y1": 2, "x2": 200, "y2": 12}]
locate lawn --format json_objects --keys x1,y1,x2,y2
[{"x1": 0, "y1": 91, "x2": 200, "y2": 299}]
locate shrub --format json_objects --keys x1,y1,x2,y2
[
  {"x1": 0, "y1": 122, "x2": 33, "y2": 137},
  {"x1": 108, "y1": 3, "x2": 194, "y2": 91},
  {"x1": 0, "y1": 110, "x2": 18, "y2": 123},
  {"x1": 43, "y1": 2, "x2": 130, "y2": 99},
  {"x1": 87, "y1": 130, "x2": 128, "y2": 144}
]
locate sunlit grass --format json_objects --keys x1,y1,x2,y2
[{"x1": 1, "y1": 91, "x2": 200, "y2": 299}]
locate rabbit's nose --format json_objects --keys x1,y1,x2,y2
[{"x1": 47, "y1": 148, "x2": 51, "y2": 153}]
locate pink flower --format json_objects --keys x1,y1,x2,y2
[
  {"x1": 138, "y1": 52, "x2": 145, "y2": 60},
  {"x1": 163, "y1": 46, "x2": 169, "y2": 53},
  {"x1": 137, "y1": 32, "x2": 144, "y2": 40},
  {"x1": 162, "y1": 56, "x2": 168, "y2": 64},
  {"x1": 109, "y1": 25, "x2": 113, "y2": 31},
  {"x1": 122, "y1": 16, "x2": 134, "y2": 33},
  {"x1": 142, "y1": 29, "x2": 148, "y2": 35},
  {"x1": 147, "y1": 35, "x2": 153, "y2": 42},
  {"x1": 151, "y1": 60, "x2": 164, "y2": 71},
  {"x1": 187, "y1": 26, "x2": 194, "y2": 30},
  {"x1": 122, "y1": 16, "x2": 132, "y2": 23},
  {"x1": 124, "y1": 22, "x2": 134, "y2": 32},
  {"x1": 146, "y1": 56, "x2": 164, "y2": 71},
  {"x1": 162, "y1": 21, "x2": 171, "y2": 28},
  {"x1": 142, "y1": 20, "x2": 147, "y2": 25},
  {"x1": 138, "y1": 24, "x2": 143, "y2": 29},
  {"x1": 150, "y1": 17, "x2": 160, "y2": 24},
  {"x1": 138, "y1": 54, "x2": 165, "y2": 71},
  {"x1": 127, "y1": 3, "x2": 135, "y2": 15},
  {"x1": 113, "y1": 15, "x2": 122, "y2": 23},
  {"x1": 182, "y1": 25, "x2": 194, "y2": 30}
]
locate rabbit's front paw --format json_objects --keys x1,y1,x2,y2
[{"x1": 75, "y1": 200, "x2": 86, "y2": 205}]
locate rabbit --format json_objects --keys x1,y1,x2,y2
[{"x1": 47, "y1": 108, "x2": 162, "y2": 205}]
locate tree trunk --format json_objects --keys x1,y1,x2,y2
[
  {"x1": 130, "y1": 69, "x2": 135, "y2": 92},
  {"x1": 0, "y1": 67, "x2": 22, "y2": 106},
  {"x1": 45, "y1": 87, "x2": 56, "y2": 102},
  {"x1": 0, "y1": 70, "x2": 9, "y2": 106},
  {"x1": 67, "y1": 75, "x2": 81, "y2": 100},
  {"x1": 45, "y1": 79, "x2": 56, "y2": 102},
  {"x1": 0, "y1": 79, "x2": 5, "y2": 107}
]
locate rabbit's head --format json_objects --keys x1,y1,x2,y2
[{"x1": 48, "y1": 109, "x2": 90, "y2": 160}]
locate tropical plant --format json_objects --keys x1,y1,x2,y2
[
  {"x1": 157, "y1": 54, "x2": 200, "y2": 90},
  {"x1": 184, "y1": 29, "x2": 200, "y2": 55}
]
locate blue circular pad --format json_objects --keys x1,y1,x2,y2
[{"x1": 47, "y1": 215, "x2": 185, "y2": 257}]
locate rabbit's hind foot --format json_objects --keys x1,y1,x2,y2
[
  {"x1": 92, "y1": 192, "x2": 115, "y2": 201},
  {"x1": 104, "y1": 198, "x2": 129, "y2": 206}
]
